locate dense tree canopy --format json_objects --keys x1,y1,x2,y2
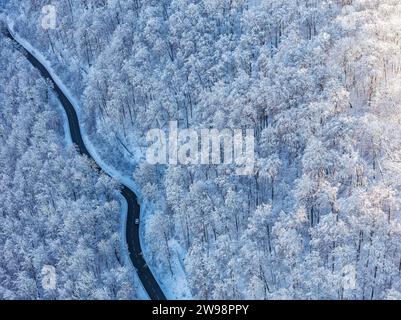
[
  {"x1": 4, "y1": 0, "x2": 401, "y2": 299},
  {"x1": 0, "y1": 36, "x2": 135, "y2": 299}
]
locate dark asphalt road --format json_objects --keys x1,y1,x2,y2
[{"x1": 4, "y1": 28, "x2": 166, "y2": 300}]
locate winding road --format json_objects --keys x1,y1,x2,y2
[{"x1": 3, "y1": 26, "x2": 166, "y2": 300}]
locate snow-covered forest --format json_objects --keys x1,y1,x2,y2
[
  {"x1": 2, "y1": 0, "x2": 401, "y2": 300},
  {"x1": 0, "y1": 25, "x2": 135, "y2": 299}
]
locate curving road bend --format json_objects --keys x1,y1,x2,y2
[{"x1": 3, "y1": 27, "x2": 166, "y2": 301}]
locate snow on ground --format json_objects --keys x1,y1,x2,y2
[
  {"x1": 7, "y1": 20, "x2": 191, "y2": 300},
  {"x1": 165, "y1": 239, "x2": 193, "y2": 299}
]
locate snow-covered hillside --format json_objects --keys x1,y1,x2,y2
[{"x1": 3, "y1": 0, "x2": 401, "y2": 299}]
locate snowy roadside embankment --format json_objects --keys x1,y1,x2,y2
[
  {"x1": 6, "y1": 20, "x2": 191, "y2": 300},
  {"x1": 6, "y1": 20, "x2": 150, "y2": 300}
]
